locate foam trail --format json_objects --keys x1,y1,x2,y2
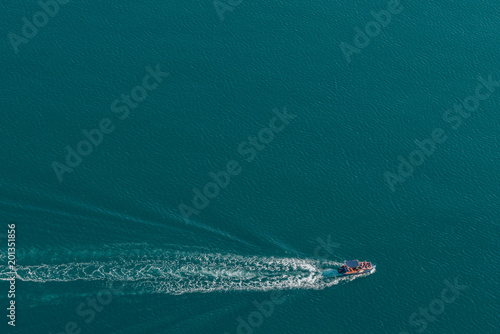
[{"x1": 0, "y1": 251, "x2": 367, "y2": 295}]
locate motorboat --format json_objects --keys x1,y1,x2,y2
[{"x1": 322, "y1": 260, "x2": 374, "y2": 277}]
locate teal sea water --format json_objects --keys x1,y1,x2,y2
[{"x1": 1, "y1": 1, "x2": 499, "y2": 333}]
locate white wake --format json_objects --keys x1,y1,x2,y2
[{"x1": 0, "y1": 247, "x2": 374, "y2": 295}]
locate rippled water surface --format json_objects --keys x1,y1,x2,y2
[{"x1": 1, "y1": 1, "x2": 499, "y2": 333}]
